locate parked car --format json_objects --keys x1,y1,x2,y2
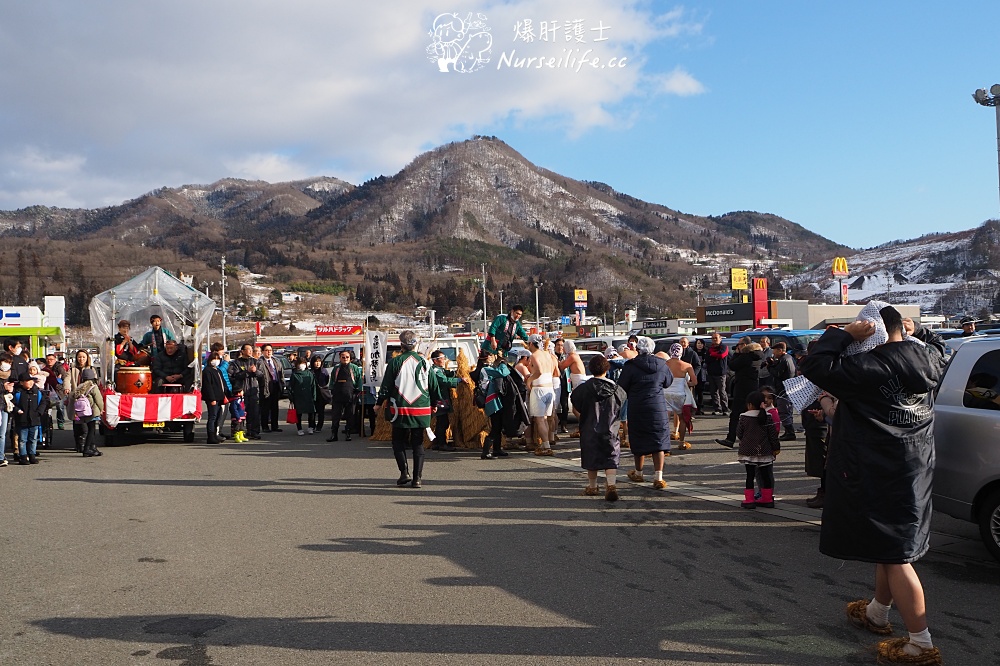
[
  {"x1": 932, "y1": 336, "x2": 1000, "y2": 562},
  {"x1": 730, "y1": 329, "x2": 822, "y2": 355}
]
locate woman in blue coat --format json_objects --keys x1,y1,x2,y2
[{"x1": 617, "y1": 336, "x2": 673, "y2": 490}]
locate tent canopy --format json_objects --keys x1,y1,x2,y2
[{"x1": 90, "y1": 267, "x2": 215, "y2": 385}]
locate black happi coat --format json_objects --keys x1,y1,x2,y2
[
  {"x1": 617, "y1": 354, "x2": 673, "y2": 455},
  {"x1": 800, "y1": 326, "x2": 945, "y2": 563}
]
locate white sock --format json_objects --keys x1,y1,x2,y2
[
  {"x1": 866, "y1": 598, "x2": 891, "y2": 627},
  {"x1": 654, "y1": 470, "x2": 663, "y2": 482},
  {"x1": 904, "y1": 628, "x2": 933, "y2": 655},
  {"x1": 606, "y1": 470, "x2": 616, "y2": 486}
]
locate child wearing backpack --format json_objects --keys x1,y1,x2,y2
[
  {"x1": 14, "y1": 373, "x2": 49, "y2": 464},
  {"x1": 71, "y1": 368, "x2": 104, "y2": 457}
]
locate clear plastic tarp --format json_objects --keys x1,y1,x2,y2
[{"x1": 89, "y1": 267, "x2": 215, "y2": 387}]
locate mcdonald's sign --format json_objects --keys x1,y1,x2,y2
[{"x1": 831, "y1": 257, "x2": 849, "y2": 277}]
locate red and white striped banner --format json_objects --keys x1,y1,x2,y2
[{"x1": 102, "y1": 389, "x2": 202, "y2": 428}]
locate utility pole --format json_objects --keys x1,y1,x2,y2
[
  {"x1": 221, "y1": 255, "x2": 228, "y2": 349},
  {"x1": 481, "y1": 263, "x2": 487, "y2": 334},
  {"x1": 534, "y1": 280, "x2": 543, "y2": 331}
]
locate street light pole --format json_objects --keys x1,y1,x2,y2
[
  {"x1": 220, "y1": 255, "x2": 228, "y2": 349},
  {"x1": 534, "y1": 281, "x2": 543, "y2": 331},
  {"x1": 498, "y1": 289, "x2": 504, "y2": 315},
  {"x1": 973, "y1": 85, "x2": 1000, "y2": 212}
]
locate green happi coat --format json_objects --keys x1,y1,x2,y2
[{"x1": 377, "y1": 351, "x2": 442, "y2": 429}]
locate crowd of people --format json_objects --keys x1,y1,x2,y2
[
  {"x1": 5, "y1": 298, "x2": 952, "y2": 664},
  {"x1": 0, "y1": 341, "x2": 107, "y2": 465}
]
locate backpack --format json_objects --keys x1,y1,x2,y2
[{"x1": 74, "y1": 394, "x2": 93, "y2": 418}]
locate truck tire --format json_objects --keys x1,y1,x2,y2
[{"x1": 978, "y1": 487, "x2": 1000, "y2": 563}]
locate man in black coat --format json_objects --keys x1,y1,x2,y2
[
  {"x1": 229, "y1": 344, "x2": 264, "y2": 440},
  {"x1": 715, "y1": 340, "x2": 763, "y2": 448},
  {"x1": 767, "y1": 341, "x2": 798, "y2": 440},
  {"x1": 151, "y1": 340, "x2": 193, "y2": 391},
  {"x1": 801, "y1": 306, "x2": 945, "y2": 664}
]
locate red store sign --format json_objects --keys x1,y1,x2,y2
[{"x1": 316, "y1": 325, "x2": 363, "y2": 336}]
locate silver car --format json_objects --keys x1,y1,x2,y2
[{"x1": 932, "y1": 337, "x2": 1000, "y2": 562}]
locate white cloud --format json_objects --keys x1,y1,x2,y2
[
  {"x1": 222, "y1": 153, "x2": 313, "y2": 183},
  {"x1": 0, "y1": 1, "x2": 706, "y2": 209},
  {"x1": 651, "y1": 67, "x2": 707, "y2": 96}
]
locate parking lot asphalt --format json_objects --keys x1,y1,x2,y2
[{"x1": 1, "y1": 410, "x2": 996, "y2": 665}]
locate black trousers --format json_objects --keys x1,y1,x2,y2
[
  {"x1": 244, "y1": 389, "x2": 261, "y2": 436},
  {"x1": 261, "y1": 383, "x2": 281, "y2": 430},
  {"x1": 392, "y1": 427, "x2": 425, "y2": 479},
  {"x1": 329, "y1": 401, "x2": 353, "y2": 438},
  {"x1": 73, "y1": 419, "x2": 97, "y2": 452},
  {"x1": 434, "y1": 412, "x2": 451, "y2": 446},
  {"x1": 315, "y1": 398, "x2": 328, "y2": 431},
  {"x1": 558, "y1": 377, "x2": 569, "y2": 426},
  {"x1": 487, "y1": 412, "x2": 503, "y2": 454}
]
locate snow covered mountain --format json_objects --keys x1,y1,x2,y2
[{"x1": 784, "y1": 222, "x2": 1000, "y2": 316}]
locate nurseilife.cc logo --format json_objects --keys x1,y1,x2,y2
[{"x1": 426, "y1": 12, "x2": 492, "y2": 73}]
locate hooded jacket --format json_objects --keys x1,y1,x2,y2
[
  {"x1": 800, "y1": 325, "x2": 945, "y2": 563},
  {"x1": 616, "y1": 354, "x2": 673, "y2": 455},
  {"x1": 572, "y1": 375, "x2": 627, "y2": 471},
  {"x1": 71, "y1": 379, "x2": 105, "y2": 419}
]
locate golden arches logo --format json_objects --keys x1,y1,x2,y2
[
  {"x1": 831, "y1": 257, "x2": 849, "y2": 277},
  {"x1": 753, "y1": 278, "x2": 767, "y2": 290}
]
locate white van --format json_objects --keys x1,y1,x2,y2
[{"x1": 418, "y1": 335, "x2": 480, "y2": 371}]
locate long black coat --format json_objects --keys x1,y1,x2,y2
[
  {"x1": 573, "y1": 376, "x2": 627, "y2": 470},
  {"x1": 729, "y1": 348, "x2": 763, "y2": 407},
  {"x1": 617, "y1": 354, "x2": 672, "y2": 455},
  {"x1": 800, "y1": 326, "x2": 945, "y2": 564}
]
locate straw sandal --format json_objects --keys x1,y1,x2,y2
[
  {"x1": 627, "y1": 470, "x2": 645, "y2": 483},
  {"x1": 846, "y1": 599, "x2": 893, "y2": 635},
  {"x1": 875, "y1": 637, "x2": 942, "y2": 665},
  {"x1": 582, "y1": 486, "x2": 601, "y2": 496}
]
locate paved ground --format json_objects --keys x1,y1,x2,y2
[{"x1": 1, "y1": 410, "x2": 997, "y2": 665}]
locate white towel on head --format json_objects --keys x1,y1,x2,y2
[{"x1": 784, "y1": 300, "x2": 922, "y2": 411}]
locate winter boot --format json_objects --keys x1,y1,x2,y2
[
  {"x1": 756, "y1": 488, "x2": 775, "y2": 508},
  {"x1": 396, "y1": 459, "x2": 411, "y2": 486},
  {"x1": 741, "y1": 489, "x2": 757, "y2": 509},
  {"x1": 806, "y1": 487, "x2": 825, "y2": 509}
]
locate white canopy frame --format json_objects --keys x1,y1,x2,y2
[{"x1": 89, "y1": 267, "x2": 215, "y2": 389}]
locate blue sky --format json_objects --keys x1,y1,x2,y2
[{"x1": 2, "y1": 1, "x2": 999, "y2": 248}]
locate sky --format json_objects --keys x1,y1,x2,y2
[{"x1": 2, "y1": 1, "x2": 1000, "y2": 248}]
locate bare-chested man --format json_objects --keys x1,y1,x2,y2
[{"x1": 526, "y1": 333, "x2": 556, "y2": 455}]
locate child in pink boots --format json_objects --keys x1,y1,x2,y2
[{"x1": 735, "y1": 390, "x2": 780, "y2": 508}]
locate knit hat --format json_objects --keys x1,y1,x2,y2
[{"x1": 81, "y1": 368, "x2": 97, "y2": 381}]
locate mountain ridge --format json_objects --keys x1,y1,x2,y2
[{"x1": 2, "y1": 135, "x2": 982, "y2": 324}]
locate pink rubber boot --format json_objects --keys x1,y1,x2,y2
[
  {"x1": 741, "y1": 489, "x2": 757, "y2": 509},
  {"x1": 757, "y1": 488, "x2": 775, "y2": 508}
]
